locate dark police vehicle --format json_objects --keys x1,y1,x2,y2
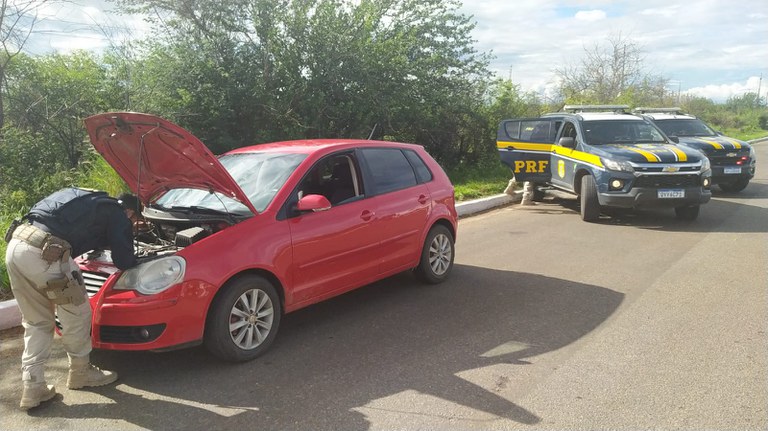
[
  {"x1": 497, "y1": 105, "x2": 712, "y2": 222},
  {"x1": 634, "y1": 107, "x2": 755, "y2": 193}
]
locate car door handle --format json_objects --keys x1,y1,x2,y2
[
  {"x1": 418, "y1": 194, "x2": 428, "y2": 205},
  {"x1": 360, "y1": 210, "x2": 375, "y2": 221}
]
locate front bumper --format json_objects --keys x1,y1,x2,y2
[
  {"x1": 83, "y1": 272, "x2": 213, "y2": 352},
  {"x1": 598, "y1": 186, "x2": 711, "y2": 208},
  {"x1": 710, "y1": 163, "x2": 755, "y2": 184}
]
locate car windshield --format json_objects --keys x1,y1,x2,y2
[
  {"x1": 653, "y1": 119, "x2": 717, "y2": 137},
  {"x1": 582, "y1": 120, "x2": 666, "y2": 145},
  {"x1": 154, "y1": 152, "x2": 307, "y2": 215}
]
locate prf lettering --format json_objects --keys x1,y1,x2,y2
[{"x1": 514, "y1": 160, "x2": 548, "y2": 173}]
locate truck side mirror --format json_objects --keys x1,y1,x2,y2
[
  {"x1": 669, "y1": 136, "x2": 679, "y2": 143},
  {"x1": 558, "y1": 137, "x2": 576, "y2": 148}
]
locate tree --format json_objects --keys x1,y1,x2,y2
[
  {"x1": 4, "y1": 51, "x2": 124, "y2": 168},
  {"x1": 555, "y1": 32, "x2": 670, "y2": 105},
  {"x1": 111, "y1": 0, "x2": 492, "y2": 166},
  {"x1": 0, "y1": 0, "x2": 59, "y2": 128}
]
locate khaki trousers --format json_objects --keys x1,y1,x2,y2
[{"x1": 5, "y1": 239, "x2": 92, "y2": 384}]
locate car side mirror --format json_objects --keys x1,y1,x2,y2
[
  {"x1": 297, "y1": 194, "x2": 332, "y2": 212},
  {"x1": 558, "y1": 137, "x2": 576, "y2": 148},
  {"x1": 669, "y1": 136, "x2": 679, "y2": 143}
]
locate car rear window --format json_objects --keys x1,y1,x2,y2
[
  {"x1": 361, "y1": 148, "x2": 418, "y2": 195},
  {"x1": 403, "y1": 149, "x2": 433, "y2": 183}
]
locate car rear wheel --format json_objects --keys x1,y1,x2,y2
[
  {"x1": 204, "y1": 275, "x2": 281, "y2": 362},
  {"x1": 718, "y1": 178, "x2": 749, "y2": 193},
  {"x1": 415, "y1": 225, "x2": 454, "y2": 284},
  {"x1": 674, "y1": 204, "x2": 700, "y2": 221},
  {"x1": 580, "y1": 175, "x2": 600, "y2": 222}
]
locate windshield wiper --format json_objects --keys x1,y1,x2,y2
[{"x1": 170, "y1": 206, "x2": 239, "y2": 225}]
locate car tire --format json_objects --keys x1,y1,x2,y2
[
  {"x1": 204, "y1": 275, "x2": 282, "y2": 362},
  {"x1": 415, "y1": 225, "x2": 455, "y2": 284},
  {"x1": 674, "y1": 204, "x2": 700, "y2": 221},
  {"x1": 718, "y1": 178, "x2": 749, "y2": 193},
  {"x1": 580, "y1": 175, "x2": 600, "y2": 222},
  {"x1": 532, "y1": 187, "x2": 546, "y2": 202}
]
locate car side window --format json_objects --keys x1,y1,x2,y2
[
  {"x1": 561, "y1": 122, "x2": 578, "y2": 142},
  {"x1": 297, "y1": 153, "x2": 363, "y2": 206},
  {"x1": 360, "y1": 148, "x2": 418, "y2": 195}
]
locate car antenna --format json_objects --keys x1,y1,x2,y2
[{"x1": 367, "y1": 123, "x2": 378, "y2": 140}]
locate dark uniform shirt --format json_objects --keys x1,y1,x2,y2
[{"x1": 34, "y1": 202, "x2": 137, "y2": 270}]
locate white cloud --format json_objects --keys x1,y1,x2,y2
[
  {"x1": 461, "y1": 0, "x2": 768, "y2": 102},
  {"x1": 685, "y1": 77, "x2": 766, "y2": 102},
  {"x1": 21, "y1": 0, "x2": 768, "y2": 104},
  {"x1": 575, "y1": 10, "x2": 607, "y2": 21}
]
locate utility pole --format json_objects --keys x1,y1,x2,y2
[{"x1": 757, "y1": 73, "x2": 763, "y2": 107}]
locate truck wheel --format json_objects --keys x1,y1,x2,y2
[
  {"x1": 674, "y1": 204, "x2": 700, "y2": 221},
  {"x1": 204, "y1": 275, "x2": 282, "y2": 362},
  {"x1": 415, "y1": 225, "x2": 455, "y2": 284},
  {"x1": 532, "y1": 187, "x2": 546, "y2": 202},
  {"x1": 718, "y1": 178, "x2": 749, "y2": 193},
  {"x1": 580, "y1": 175, "x2": 600, "y2": 222}
]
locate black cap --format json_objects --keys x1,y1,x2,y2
[{"x1": 117, "y1": 193, "x2": 141, "y2": 211}]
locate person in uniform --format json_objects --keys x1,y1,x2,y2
[{"x1": 4, "y1": 188, "x2": 139, "y2": 410}]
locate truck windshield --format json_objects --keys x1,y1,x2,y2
[
  {"x1": 582, "y1": 120, "x2": 666, "y2": 145},
  {"x1": 653, "y1": 119, "x2": 717, "y2": 137}
]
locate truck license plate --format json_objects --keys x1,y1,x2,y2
[
  {"x1": 724, "y1": 167, "x2": 741, "y2": 174},
  {"x1": 658, "y1": 189, "x2": 685, "y2": 198}
]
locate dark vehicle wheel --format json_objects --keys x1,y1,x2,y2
[
  {"x1": 415, "y1": 225, "x2": 455, "y2": 284},
  {"x1": 532, "y1": 187, "x2": 546, "y2": 202},
  {"x1": 204, "y1": 275, "x2": 281, "y2": 362},
  {"x1": 675, "y1": 204, "x2": 700, "y2": 221},
  {"x1": 580, "y1": 175, "x2": 600, "y2": 222},
  {"x1": 718, "y1": 178, "x2": 749, "y2": 193}
]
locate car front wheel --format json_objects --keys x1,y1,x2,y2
[
  {"x1": 204, "y1": 275, "x2": 281, "y2": 362},
  {"x1": 580, "y1": 175, "x2": 600, "y2": 222},
  {"x1": 415, "y1": 225, "x2": 455, "y2": 284}
]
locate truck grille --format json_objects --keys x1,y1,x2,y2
[
  {"x1": 709, "y1": 155, "x2": 750, "y2": 166},
  {"x1": 634, "y1": 174, "x2": 700, "y2": 188}
]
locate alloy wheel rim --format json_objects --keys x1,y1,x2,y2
[
  {"x1": 428, "y1": 233, "x2": 452, "y2": 276},
  {"x1": 229, "y1": 288, "x2": 274, "y2": 350}
]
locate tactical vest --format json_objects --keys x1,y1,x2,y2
[{"x1": 26, "y1": 188, "x2": 119, "y2": 243}]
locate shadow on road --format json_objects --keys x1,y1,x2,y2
[
  {"x1": 2, "y1": 265, "x2": 623, "y2": 430},
  {"x1": 524, "y1": 180, "x2": 767, "y2": 233}
]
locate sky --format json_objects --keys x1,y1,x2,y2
[{"x1": 18, "y1": 0, "x2": 768, "y2": 103}]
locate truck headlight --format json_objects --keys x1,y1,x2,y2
[
  {"x1": 602, "y1": 158, "x2": 634, "y2": 173},
  {"x1": 700, "y1": 156, "x2": 710, "y2": 171},
  {"x1": 114, "y1": 256, "x2": 186, "y2": 295}
]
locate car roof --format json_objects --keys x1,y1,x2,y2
[
  {"x1": 542, "y1": 104, "x2": 645, "y2": 122},
  {"x1": 632, "y1": 107, "x2": 698, "y2": 121},
  {"x1": 226, "y1": 139, "x2": 423, "y2": 155}
]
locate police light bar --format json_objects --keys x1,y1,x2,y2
[
  {"x1": 633, "y1": 107, "x2": 684, "y2": 114},
  {"x1": 562, "y1": 105, "x2": 630, "y2": 113}
]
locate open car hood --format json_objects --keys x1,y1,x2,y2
[{"x1": 84, "y1": 112, "x2": 257, "y2": 213}]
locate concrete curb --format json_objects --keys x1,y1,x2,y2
[
  {"x1": 0, "y1": 191, "x2": 523, "y2": 331},
  {"x1": 0, "y1": 299, "x2": 21, "y2": 331}
]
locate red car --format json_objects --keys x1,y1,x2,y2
[{"x1": 78, "y1": 112, "x2": 458, "y2": 361}]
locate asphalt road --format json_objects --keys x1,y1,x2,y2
[{"x1": 1, "y1": 143, "x2": 766, "y2": 430}]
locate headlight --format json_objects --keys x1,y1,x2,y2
[
  {"x1": 114, "y1": 256, "x2": 186, "y2": 295},
  {"x1": 700, "y1": 156, "x2": 711, "y2": 171},
  {"x1": 602, "y1": 158, "x2": 634, "y2": 172}
]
